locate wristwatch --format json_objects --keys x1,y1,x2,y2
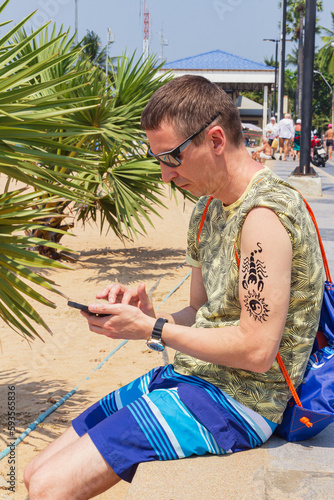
[{"x1": 146, "y1": 318, "x2": 168, "y2": 351}]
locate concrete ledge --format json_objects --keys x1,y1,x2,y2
[
  {"x1": 126, "y1": 446, "x2": 266, "y2": 500},
  {"x1": 288, "y1": 174, "x2": 322, "y2": 197},
  {"x1": 126, "y1": 424, "x2": 334, "y2": 500}
]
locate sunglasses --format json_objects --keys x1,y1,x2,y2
[{"x1": 148, "y1": 112, "x2": 220, "y2": 167}]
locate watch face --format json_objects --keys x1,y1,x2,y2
[{"x1": 146, "y1": 339, "x2": 165, "y2": 352}]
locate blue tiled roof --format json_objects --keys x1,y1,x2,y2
[{"x1": 163, "y1": 50, "x2": 273, "y2": 71}]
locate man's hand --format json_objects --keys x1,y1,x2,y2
[
  {"x1": 96, "y1": 282, "x2": 155, "y2": 318},
  {"x1": 80, "y1": 303, "x2": 155, "y2": 341}
]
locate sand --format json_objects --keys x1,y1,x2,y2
[{"x1": 0, "y1": 187, "x2": 194, "y2": 499}]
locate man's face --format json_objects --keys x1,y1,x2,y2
[{"x1": 146, "y1": 122, "x2": 219, "y2": 197}]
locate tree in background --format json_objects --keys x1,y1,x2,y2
[
  {"x1": 80, "y1": 30, "x2": 104, "y2": 66},
  {"x1": 314, "y1": 12, "x2": 334, "y2": 133},
  {"x1": 79, "y1": 29, "x2": 116, "y2": 75},
  {"x1": 318, "y1": 12, "x2": 334, "y2": 74},
  {"x1": 0, "y1": 0, "x2": 185, "y2": 340},
  {"x1": 0, "y1": 2, "x2": 100, "y2": 340}
]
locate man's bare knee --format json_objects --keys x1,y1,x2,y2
[
  {"x1": 24, "y1": 460, "x2": 34, "y2": 489},
  {"x1": 24, "y1": 427, "x2": 80, "y2": 492},
  {"x1": 26, "y1": 432, "x2": 121, "y2": 499},
  {"x1": 28, "y1": 469, "x2": 47, "y2": 500}
]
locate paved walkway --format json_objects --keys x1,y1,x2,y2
[{"x1": 127, "y1": 156, "x2": 334, "y2": 500}]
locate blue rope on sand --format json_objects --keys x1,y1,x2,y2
[
  {"x1": 156, "y1": 270, "x2": 192, "y2": 310},
  {"x1": 0, "y1": 340, "x2": 128, "y2": 461},
  {"x1": 0, "y1": 269, "x2": 191, "y2": 461}
]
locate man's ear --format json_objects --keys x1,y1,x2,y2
[{"x1": 208, "y1": 126, "x2": 225, "y2": 155}]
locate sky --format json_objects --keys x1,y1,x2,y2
[{"x1": 1, "y1": 0, "x2": 333, "y2": 65}]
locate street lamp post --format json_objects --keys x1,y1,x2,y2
[
  {"x1": 293, "y1": 0, "x2": 317, "y2": 176},
  {"x1": 314, "y1": 70, "x2": 334, "y2": 126},
  {"x1": 263, "y1": 39, "x2": 279, "y2": 118}
]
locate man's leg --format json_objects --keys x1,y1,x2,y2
[
  {"x1": 25, "y1": 366, "x2": 161, "y2": 495},
  {"x1": 27, "y1": 431, "x2": 121, "y2": 499},
  {"x1": 283, "y1": 139, "x2": 288, "y2": 160},
  {"x1": 24, "y1": 427, "x2": 79, "y2": 489}
]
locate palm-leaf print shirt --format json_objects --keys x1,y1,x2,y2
[{"x1": 173, "y1": 168, "x2": 324, "y2": 423}]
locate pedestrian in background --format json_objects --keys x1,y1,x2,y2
[
  {"x1": 278, "y1": 113, "x2": 294, "y2": 161},
  {"x1": 325, "y1": 123, "x2": 333, "y2": 159},
  {"x1": 293, "y1": 119, "x2": 301, "y2": 162},
  {"x1": 264, "y1": 117, "x2": 279, "y2": 159}
]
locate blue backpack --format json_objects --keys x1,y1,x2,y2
[{"x1": 275, "y1": 198, "x2": 334, "y2": 441}]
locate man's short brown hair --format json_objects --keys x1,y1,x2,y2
[{"x1": 141, "y1": 75, "x2": 244, "y2": 148}]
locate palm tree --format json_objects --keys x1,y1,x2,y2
[
  {"x1": 0, "y1": 0, "x2": 179, "y2": 340},
  {"x1": 80, "y1": 30, "x2": 106, "y2": 67},
  {"x1": 0, "y1": 4, "x2": 99, "y2": 338},
  {"x1": 264, "y1": 56, "x2": 276, "y2": 68},
  {"x1": 318, "y1": 12, "x2": 334, "y2": 75},
  {"x1": 10, "y1": 26, "x2": 176, "y2": 248},
  {"x1": 318, "y1": 13, "x2": 334, "y2": 124}
]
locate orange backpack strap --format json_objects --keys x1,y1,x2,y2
[
  {"x1": 197, "y1": 196, "x2": 213, "y2": 247},
  {"x1": 300, "y1": 195, "x2": 331, "y2": 282}
]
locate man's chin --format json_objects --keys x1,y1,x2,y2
[{"x1": 177, "y1": 183, "x2": 210, "y2": 198}]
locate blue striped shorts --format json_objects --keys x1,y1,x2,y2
[{"x1": 72, "y1": 364, "x2": 276, "y2": 482}]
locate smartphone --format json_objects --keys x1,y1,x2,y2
[{"x1": 67, "y1": 301, "x2": 110, "y2": 317}]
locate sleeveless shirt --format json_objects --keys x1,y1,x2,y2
[{"x1": 173, "y1": 168, "x2": 324, "y2": 423}]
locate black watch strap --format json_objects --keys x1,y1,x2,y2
[{"x1": 151, "y1": 317, "x2": 168, "y2": 341}]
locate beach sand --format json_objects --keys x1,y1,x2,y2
[{"x1": 0, "y1": 188, "x2": 194, "y2": 499}]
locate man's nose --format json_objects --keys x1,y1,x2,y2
[{"x1": 160, "y1": 164, "x2": 178, "y2": 184}]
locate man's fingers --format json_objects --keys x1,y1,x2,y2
[
  {"x1": 96, "y1": 284, "x2": 140, "y2": 305},
  {"x1": 137, "y1": 283, "x2": 155, "y2": 317},
  {"x1": 96, "y1": 284, "x2": 127, "y2": 303},
  {"x1": 122, "y1": 289, "x2": 140, "y2": 305},
  {"x1": 137, "y1": 283, "x2": 149, "y2": 303},
  {"x1": 96, "y1": 284, "x2": 118, "y2": 300}
]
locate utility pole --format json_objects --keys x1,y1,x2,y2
[
  {"x1": 159, "y1": 26, "x2": 168, "y2": 62},
  {"x1": 75, "y1": 0, "x2": 78, "y2": 44},
  {"x1": 288, "y1": 0, "x2": 327, "y2": 197},
  {"x1": 278, "y1": 0, "x2": 287, "y2": 121},
  {"x1": 289, "y1": 0, "x2": 322, "y2": 196},
  {"x1": 106, "y1": 28, "x2": 114, "y2": 79},
  {"x1": 263, "y1": 39, "x2": 279, "y2": 118},
  {"x1": 296, "y1": 5, "x2": 304, "y2": 118},
  {"x1": 299, "y1": 0, "x2": 316, "y2": 175},
  {"x1": 143, "y1": 0, "x2": 149, "y2": 60}
]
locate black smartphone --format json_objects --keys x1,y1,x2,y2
[{"x1": 67, "y1": 301, "x2": 110, "y2": 317}]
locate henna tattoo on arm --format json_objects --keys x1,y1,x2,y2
[
  {"x1": 241, "y1": 243, "x2": 270, "y2": 322},
  {"x1": 242, "y1": 243, "x2": 268, "y2": 291},
  {"x1": 244, "y1": 291, "x2": 270, "y2": 322}
]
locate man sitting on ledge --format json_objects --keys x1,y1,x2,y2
[
  {"x1": 24, "y1": 75, "x2": 324, "y2": 500},
  {"x1": 251, "y1": 136, "x2": 272, "y2": 163}
]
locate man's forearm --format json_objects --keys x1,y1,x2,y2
[{"x1": 157, "y1": 306, "x2": 197, "y2": 327}]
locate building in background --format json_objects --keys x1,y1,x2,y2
[{"x1": 156, "y1": 49, "x2": 275, "y2": 130}]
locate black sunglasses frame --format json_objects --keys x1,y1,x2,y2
[{"x1": 148, "y1": 112, "x2": 220, "y2": 167}]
